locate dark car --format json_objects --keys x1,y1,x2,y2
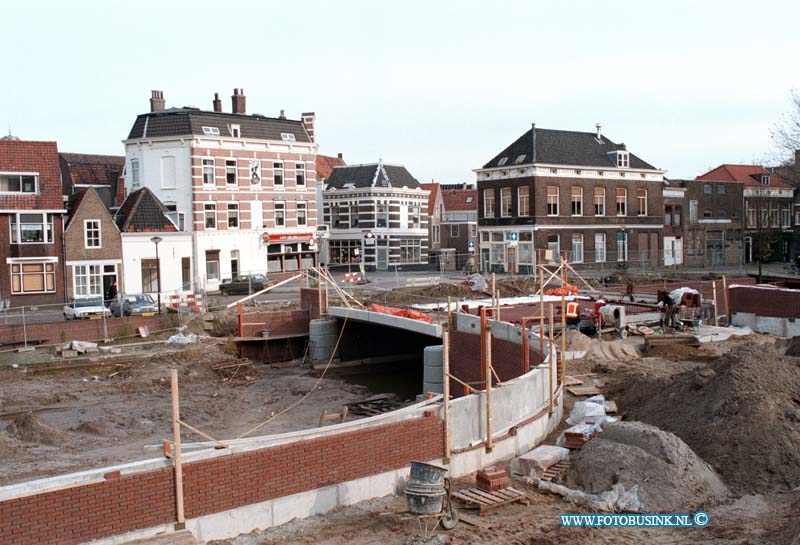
[
  {"x1": 109, "y1": 294, "x2": 158, "y2": 317},
  {"x1": 219, "y1": 274, "x2": 272, "y2": 295}
]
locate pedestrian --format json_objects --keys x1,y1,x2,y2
[{"x1": 106, "y1": 280, "x2": 118, "y2": 305}]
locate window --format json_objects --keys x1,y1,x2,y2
[
  {"x1": 296, "y1": 163, "x2": 306, "y2": 186},
  {"x1": 206, "y1": 259, "x2": 219, "y2": 281},
  {"x1": 73, "y1": 264, "x2": 104, "y2": 297},
  {"x1": 595, "y1": 233, "x2": 606, "y2": 263},
  {"x1": 718, "y1": 184, "x2": 726, "y2": 194},
  {"x1": 673, "y1": 206, "x2": 682, "y2": 226},
  {"x1": 297, "y1": 201, "x2": 307, "y2": 226},
  {"x1": 546, "y1": 234, "x2": 559, "y2": 264},
  {"x1": 84, "y1": 220, "x2": 101, "y2": 248},
  {"x1": 202, "y1": 126, "x2": 220, "y2": 136},
  {"x1": 616, "y1": 151, "x2": 629, "y2": 168},
  {"x1": 616, "y1": 232, "x2": 628, "y2": 262},
  {"x1": 664, "y1": 205, "x2": 672, "y2": 226},
  {"x1": 616, "y1": 188, "x2": 627, "y2": 216},
  {"x1": 483, "y1": 190, "x2": 495, "y2": 218},
  {"x1": 637, "y1": 189, "x2": 647, "y2": 216},
  {"x1": 571, "y1": 187, "x2": 583, "y2": 216},
  {"x1": 230, "y1": 124, "x2": 241, "y2": 138},
  {"x1": 497, "y1": 157, "x2": 508, "y2": 166},
  {"x1": 9, "y1": 213, "x2": 53, "y2": 244},
  {"x1": 690, "y1": 200, "x2": 699, "y2": 224},
  {"x1": 514, "y1": 154, "x2": 526, "y2": 164},
  {"x1": 204, "y1": 203, "x2": 216, "y2": 229},
  {"x1": 761, "y1": 175, "x2": 770, "y2": 185},
  {"x1": 202, "y1": 159, "x2": 215, "y2": 186},
  {"x1": 377, "y1": 204, "x2": 388, "y2": 227},
  {"x1": 161, "y1": 156, "x2": 176, "y2": 188},
  {"x1": 547, "y1": 186, "x2": 559, "y2": 216},
  {"x1": 770, "y1": 204, "x2": 780, "y2": 227},
  {"x1": 408, "y1": 206, "x2": 421, "y2": 229},
  {"x1": 432, "y1": 225, "x2": 439, "y2": 244},
  {"x1": 703, "y1": 209, "x2": 713, "y2": 219},
  {"x1": 399, "y1": 239, "x2": 422, "y2": 263},
  {"x1": 226, "y1": 159, "x2": 237, "y2": 186},
  {"x1": 703, "y1": 184, "x2": 712, "y2": 194},
  {"x1": 10, "y1": 262, "x2": 56, "y2": 294},
  {"x1": 500, "y1": 188, "x2": 512, "y2": 217},
  {"x1": 141, "y1": 260, "x2": 159, "y2": 293},
  {"x1": 275, "y1": 202, "x2": 285, "y2": 227},
  {"x1": 518, "y1": 187, "x2": 530, "y2": 216},
  {"x1": 130, "y1": 160, "x2": 140, "y2": 187},
  {"x1": 274, "y1": 162, "x2": 284, "y2": 186},
  {"x1": 280, "y1": 133, "x2": 296, "y2": 142},
  {"x1": 227, "y1": 203, "x2": 239, "y2": 228},
  {"x1": 471, "y1": 224, "x2": 477, "y2": 237},
  {"x1": 450, "y1": 224, "x2": 460, "y2": 238},
  {"x1": 571, "y1": 234, "x2": 584, "y2": 263},
  {"x1": 782, "y1": 203, "x2": 791, "y2": 228},
  {"x1": 594, "y1": 188, "x2": 605, "y2": 216},
  {"x1": 718, "y1": 209, "x2": 727, "y2": 218}
]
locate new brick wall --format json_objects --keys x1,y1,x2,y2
[
  {"x1": 239, "y1": 309, "x2": 310, "y2": 337},
  {"x1": 0, "y1": 417, "x2": 444, "y2": 545},
  {"x1": 728, "y1": 285, "x2": 800, "y2": 319},
  {"x1": 0, "y1": 314, "x2": 175, "y2": 345}
]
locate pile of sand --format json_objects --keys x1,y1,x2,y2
[
  {"x1": 614, "y1": 343, "x2": 800, "y2": 494},
  {"x1": 782, "y1": 336, "x2": 800, "y2": 357},
  {"x1": 573, "y1": 421, "x2": 728, "y2": 512},
  {"x1": 565, "y1": 330, "x2": 640, "y2": 361},
  {"x1": 4, "y1": 413, "x2": 64, "y2": 445}
]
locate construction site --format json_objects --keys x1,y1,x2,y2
[{"x1": 1, "y1": 264, "x2": 799, "y2": 545}]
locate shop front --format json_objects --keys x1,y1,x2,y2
[{"x1": 262, "y1": 232, "x2": 318, "y2": 275}]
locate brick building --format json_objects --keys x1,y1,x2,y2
[
  {"x1": 123, "y1": 89, "x2": 319, "y2": 292},
  {"x1": 63, "y1": 187, "x2": 123, "y2": 299},
  {"x1": 696, "y1": 165, "x2": 793, "y2": 264},
  {"x1": 59, "y1": 152, "x2": 125, "y2": 210},
  {"x1": 439, "y1": 184, "x2": 478, "y2": 269},
  {"x1": 661, "y1": 179, "x2": 686, "y2": 266},
  {"x1": 0, "y1": 137, "x2": 67, "y2": 306},
  {"x1": 421, "y1": 182, "x2": 442, "y2": 252},
  {"x1": 322, "y1": 162, "x2": 429, "y2": 270},
  {"x1": 475, "y1": 125, "x2": 666, "y2": 273}
]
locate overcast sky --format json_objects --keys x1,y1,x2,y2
[{"x1": 3, "y1": 0, "x2": 799, "y2": 181}]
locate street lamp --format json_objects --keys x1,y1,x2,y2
[{"x1": 150, "y1": 236, "x2": 163, "y2": 314}]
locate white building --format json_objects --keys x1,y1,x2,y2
[{"x1": 122, "y1": 89, "x2": 319, "y2": 291}]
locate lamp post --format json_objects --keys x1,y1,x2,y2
[{"x1": 151, "y1": 236, "x2": 163, "y2": 314}]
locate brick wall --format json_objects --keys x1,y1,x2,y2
[
  {"x1": 300, "y1": 286, "x2": 327, "y2": 320},
  {"x1": 0, "y1": 416, "x2": 444, "y2": 545},
  {"x1": 0, "y1": 314, "x2": 175, "y2": 345},
  {"x1": 239, "y1": 309, "x2": 310, "y2": 337},
  {"x1": 728, "y1": 285, "x2": 800, "y2": 319}
]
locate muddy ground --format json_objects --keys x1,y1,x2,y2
[{"x1": 0, "y1": 340, "x2": 383, "y2": 485}]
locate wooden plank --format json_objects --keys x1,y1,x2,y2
[
  {"x1": 567, "y1": 385, "x2": 602, "y2": 396},
  {"x1": 453, "y1": 490, "x2": 488, "y2": 506},
  {"x1": 458, "y1": 513, "x2": 495, "y2": 529},
  {"x1": 467, "y1": 488, "x2": 504, "y2": 504},
  {"x1": 565, "y1": 375, "x2": 583, "y2": 386}
]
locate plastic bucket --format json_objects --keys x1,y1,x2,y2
[{"x1": 406, "y1": 461, "x2": 448, "y2": 515}]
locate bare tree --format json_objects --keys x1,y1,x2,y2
[
  {"x1": 746, "y1": 189, "x2": 786, "y2": 282},
  {"x1": 770, "y1": 89, "x2": 800, "y2": 185}
]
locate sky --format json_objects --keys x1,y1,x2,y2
[{"x1": 3, "y1": 0, "x2": 800, "y2": 182}]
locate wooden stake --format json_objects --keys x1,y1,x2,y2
[
  {"x1": 485, "y1": 327, "x2": 493, "y2": 452},
  {"x1": 712, "y1": 281, "x2": 718, "y2": 326},
  {"x1": 447, "y1": 295, "x2": 452, "y2": 338},
  {"x1": 560, "y1": 295, "x2": 567, "y2": 387},
  {"x1": 495, "y1": 289, "x2": 501, "y2": 321},
  {"x1": 491, "y1": 273, "x2": 497, "y2": 312},
  {"x1": 539, "y1": 265, "x2": 545, "y2": 364},
  {"x1": 442, "y1": 330, "x2": 451, "y2": 462},
  {"x1": 549, "y1": 305, "x2": 555, "y2": 402},
  {"x1": 521, "y1": 319, "x2": 529, "y2": 374},
  {"x1": 237, "y1": 302, "x2": 243, "y2": 338},
  {"x1": 479, "y1": 307, "x2": 487, "y2": 390},
  {"x1": 170, "y1": 369, "x2": 185, "y2": 528},
  {"x1": 723, "y1": 275, "x2": 730, "y2": 325}
]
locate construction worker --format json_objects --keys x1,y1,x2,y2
[
  {"x1": 565, "y1": 300, "x2": 581, "y2": 331},
  {"x1": 658, "y1": 291, "x2": 677, "y2": 328}
]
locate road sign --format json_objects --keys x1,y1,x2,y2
[
  {"x1": 507, "y1": 232, "x2": 519, "y2": 242},
  {"x1": 468, "y1": 240, "x2": 475, "y2": 249},
  {"x1": 364, "y1": 231, "x2": 376, "y2": 246}
]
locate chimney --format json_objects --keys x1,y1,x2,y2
[
  {"x1": 301, "y1": 112, "x2": 316, "y2": 142},
  {"x1": 212, "y1": 93, "x2": 222, "y2": 112},
  {"x1": 619, "y1": 143, "x2": 626, "y2": 150},
  {"x1": 279, "y1": 109, "x2": 286, "y2": 119},
  {"x1": 150, "y1": 90, "x2": 165, "y2": 112},
  {"x1": 531, "y1": 122, "x2": 536, "y2": 162},
  {"x1": 595, "y1": 123, "x2": 602, "y2": 141},
  {"x1": 337, "y1": 153, "x2": 343, "y2": 160},
  {"x1": 231, "y1": 88, "x2": 246, "y2": 114}
]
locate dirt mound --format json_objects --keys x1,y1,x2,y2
[
  {"x1": 614, "y1": 343, "x2": 800, "y2": 494},
  {"x1": 573, "y1": 421, "x2": 728, "y2": 512},
  {"x1": 783, "y1": 336, "x2": 800, "y2": 357},
  {"x1": 73, "y1": 421, "x2": 107, "y2": 435},
  {"x1": 4, "y1": 413, "x2": 64, "y2": 445},
  {"x1": 643, "y1": 343, "x2": 704, "y2": 360},
  {"x1": 565, "y1": 330, "x2": 640, "y2": 361}
]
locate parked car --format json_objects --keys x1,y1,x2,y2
[
  {"x1": 109, "y1": 294, "x2": 158, "y2": 317},
  {"x1": 63, "y1": 297, "x2": 111, "y2": 320},
  {"x1": 219, "y1": 274, "x2": 273, "y2": 295}
]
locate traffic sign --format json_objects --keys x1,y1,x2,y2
[
  {"x1": 507, "y1": 232, "x2": 519, "y2": 242},
  {"x1": 364, "y1": 231, "x2": 376, "y2": 246},
  {"x1": 468, "y1": 240, "x2": 475, "y2": 249}
]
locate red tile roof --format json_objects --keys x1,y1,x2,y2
[
  {"x1": 316, "y1": 154, "x2": 345, "y2": 181},
  {"x1": 441, "y1": 188, "x2": 477, "y2": 211},
  {"x1": 0, "y1": 139, "x2": 63, "y2": 209},
  {"x1": 421, "y1": 182, "x2": 440, "y2": 214},
  {"x1": 696, "y1": 164, "x2": 791, "y2": 187}
]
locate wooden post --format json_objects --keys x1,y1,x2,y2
[
  {"x1": 712, "y1": 281, "x2": 718, "y2": 326},
  {"x1": 491, "y1": 273, "x2": 496, "y2": 309},
  {"x1": 317, "y1": 270, "x2": 324, "y2": 318},
  {"x1": 521, "y1": 318, "x2": 529, "y2": 374},
  {"x1": 723, "y1": 275, "x2": 730, "y2": 325},
  {"x1": 170, "y1": 369, "x2": 186, "y2": 529},
  {"x1": 539, "y1": 265, "x2": 545, "y2": 364},
  {"x1": 479, "y1": 307, "x2": 487, "y2": 390},
  {"x1": 549, "y1": 304, "x2": 555, "y2": 400},
  {"x1": 560, "y1": 296, "x2": 567, "y2": 387},
  {"x1": 495, "y1": 289, "x2": 501, "y2": 321},
  {"x1": 485, "y1": 326, "x2": 493, "y2": 452},
  {"x1": 237, "y1": 302, "x2": 243, "y2": 338},
  {"x1": 447, "y1": 295, "x2": 452, "y2": 338},
  {"x1": 442, "y1": 330, "x2": 451, "y2": 463}
]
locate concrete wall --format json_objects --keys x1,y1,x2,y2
[{"x1": 121, "y1": 232, "x2": 194, "y2": 296}]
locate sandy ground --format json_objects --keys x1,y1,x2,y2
[{"x1": 0, "y1": 340, "x2": 382, "y2": 485}]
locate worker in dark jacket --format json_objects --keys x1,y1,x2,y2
[{"x1": 658, "y1": 291, "x2": 677, "y2": 328}]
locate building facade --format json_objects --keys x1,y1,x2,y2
[
  {"x1": 322, "y1": 163, "x2": 429, "y2": 270},
  {"x1": 439, "y1": 185, "x2": 478, "y2": 269},
  {"x1": 421, "y1": 183, "x2": 443, "y2": 253},
  {"x1": 123, "y1": 89, "x2": 319, "y2": 291},
  {"x1": 475, "y1": 126, "x2": 665, "y2": 274},
  {"x1": 59, "y1": 153, "x2": 125, "y2": 211},
  {"x1": 0, "y1": 138, "x2": 67, "y2": 306},
  {"x1": 696, "y1": 165, "x2": 793, "y2": 264},
  {"x1": 662, "y1": 180, "x2": 686, "y2": 266},
  {"x1": 63, "y1": 187, "x2": 123, "y2": 299}
]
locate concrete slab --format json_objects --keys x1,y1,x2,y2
[{"x1": 327, "y1": 306, "x2": 442, "y2": 337}]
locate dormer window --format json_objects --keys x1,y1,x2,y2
[
  {"x1": 514, "y1": 154, "x2": 526, "y2": 164},
  {"x1": 230, "y1": 124, "x2": 241, "y2": 138},
  {"x1": 761, "y1": 174, "x2": 770, "y2": 185},
  {"x1": 616, "y1": 151, "x2": 630, "y2": 168},
  {"x1": 202, "y1": 126, "x2": 220, "y2": 136},
  {"x1": 497, "y1": 157, "x2": 508, "y2": 166}
]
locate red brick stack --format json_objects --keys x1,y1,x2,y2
[{"x1": 476, "y1": 466, "x2": 510, "y2": 492}]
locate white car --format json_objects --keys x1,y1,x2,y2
[{"x1": 64, "y1": 298, "x2": 111, "y2": 320}]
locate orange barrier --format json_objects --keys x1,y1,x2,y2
[
  {"x1": 545, "y1": 284, "x2": 578, "y2": 296},
  {"x1": 368, "y1": 304, "x2": 434, "y2": 324}
]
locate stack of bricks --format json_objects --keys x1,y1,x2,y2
[{"x1": 476, "y1": 466, "x2": 510, "y2": 492}]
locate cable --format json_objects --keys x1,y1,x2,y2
[{"x1": 234, "y1": 311, "x2": 350, "y2": 439}]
